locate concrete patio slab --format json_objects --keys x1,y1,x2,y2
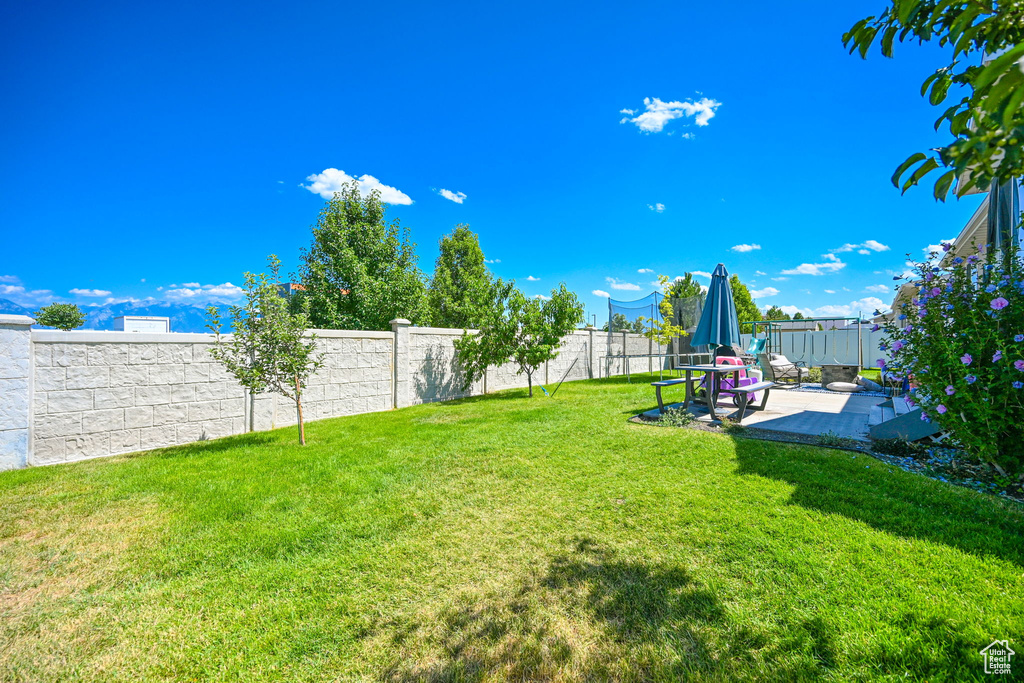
[{"x1": 641, "y1": 386, "x2": 883, "y2": 442}]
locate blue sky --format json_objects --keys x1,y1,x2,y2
[{"x1": 0, "y1": 0, "x2": 988, "y2": 324}]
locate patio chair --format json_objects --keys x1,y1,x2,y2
[{"x1": 756, "y1": 353, "x2": 808, "y2": 387}]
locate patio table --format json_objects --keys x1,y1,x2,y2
[{"x1": 675, "y1": 363, "x2": 755, "y2": 423}]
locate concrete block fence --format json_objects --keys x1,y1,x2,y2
[{"x1": 0, "y1": 315, "x2": 652, "y2": 471}]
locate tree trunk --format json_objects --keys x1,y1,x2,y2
[
  {"x1": 527, "y1": 371, "x2": 533, "y2": 397},
  {"x1": 248, "y1": 391, "x2": 255, "y2": 432},
  {"x1": 294, "y1": 375, "x2": 306, "y2": 446}
]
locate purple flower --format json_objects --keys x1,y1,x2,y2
[
  {"x1": 966, "y1": 374, "x2": 977, "y2": 384},
  {"x1": 1015, "y1": 381, "x2": 1024, "y2": 389},
  {"x1": 921, "y1": 411, "x2": 930, "y2": 422},
  {"x1": 942, "y1": 242, "x2": 952, "y2": 252},
  {"x1": 930, "y1": 287, "x2": 941, "y2": 297},
  {"x1": 1015, "y1": 360, "x2": 1024, "y2": 371},
  {"x1": 871, "y1": 324, "x2": 880, "y2": 332},
  {"x1": 985, "y1": 284, "x2": 997, "y2": 293},
  {"x1": 892, "y1": 340, "x2": 904, "y2": 352},
  {"x1": 936, "y1": 404, "x2": 947, "y2": 414},
  {"x1": 904, "y1": 397, "x2": 915, "y2": 407},
  {"x1": 961, "y1": 353, "x2": 973, "y2": 365},
  {"x1": 945, "y1": 385, "x2": 955, "y2": 396},
  {"x1": 993, "y1": 350, "x2": 1003, "y2": 362},
  {"x1": 1015, "y1": 334, "x2": 1024, "y2": 342},
  {"x1": 876, "y1": 358, "x2": 886, "y2": 368},
  {"x1": 992, "y1": 297, "x2": 1009, "y2": 310},
  {"x1": 953, "y1": 257, "x2": 964, "y2": 264}
]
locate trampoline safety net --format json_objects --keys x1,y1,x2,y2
[{"x1": 606, "y1": 292, "x2": 706, "y2": 356}]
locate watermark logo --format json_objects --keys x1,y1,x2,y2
[{"x1": 981, "y1": 640, "x2": 1015, "y2": 675}]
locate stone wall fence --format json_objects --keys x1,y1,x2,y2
[{"x1": 0, "y1": 315, "x2": 660, "y2": 471}]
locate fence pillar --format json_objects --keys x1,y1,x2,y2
[
  {"x1": 0, "y1": 315, "x2": 34, "y2": 471},
  {"x1": 585, "y1": 327, "x2": 596, "y2": 379},
  {"x1": 391, "y1": 318, "x2": 411, "y2": 409}
]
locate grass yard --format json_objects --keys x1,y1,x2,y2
[{"x1": 1, "y1": 375, "x2": 1022, "y2": 681}]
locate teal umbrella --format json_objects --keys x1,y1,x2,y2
[
  {"x1": 690, "y1": 263, "x2": 740, "y2": 353},
  {"x1": 987, "y1": 177, "x2": 1020, "y2": 255}
]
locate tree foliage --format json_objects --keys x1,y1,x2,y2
[
  {"x1": 730, "y1": 275, "x2": 762, "y2": 333},
  {"x1": 844, "y1": 1, "x2": 1024, "y2": 199},
  {"x1": 877, "y1": 243, "x2": 1024, "y2": 479},
  {"x1": 206, "y1": 255, "x2": 324, "y2": 445},
  {"x1": 34, "y1": 303, "x2": 85, "y2": 331},
  {"x1": 764, "y1": 306, "x2": 792, "y2": 321},
  {"x1": 640, "y1": 275, "x2": 692, "y2": 346},
  {"x1": 603, "y1": 313, "x2": 647, "y2": 333},
  {"x1": 298, "y1": 181, "x2": 426, "y2": 331},
  {"x1": 455, "y1": 282, "x2": 584, "y2": 397},
  {"x1": 666, "y1": 273, "x2": 705, "y2": 301},
  {"x1": 426, "y1": 224, "x2": 494, "y2": 329}
]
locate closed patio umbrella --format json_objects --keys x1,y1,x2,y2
[
  {"x1": 987, "y1": 177, "x2": 1020, "y2": 256},
  {"x1": 690, "y1": 263, "x2": 740, "y2": 356}
]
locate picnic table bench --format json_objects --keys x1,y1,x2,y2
[{"x1": 651, "y1": 374, "x2": 775, "y2": 423}]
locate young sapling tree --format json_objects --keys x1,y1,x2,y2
[{"x1": 206, "y1": 255, "x2": 324, "y2": 445}]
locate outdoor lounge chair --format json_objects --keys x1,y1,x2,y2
[{"x1": 756, "y1": 353, "x2": 808, "y2": 387}]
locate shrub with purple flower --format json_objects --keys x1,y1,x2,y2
[{"x1": 877, "y1": 244, "x2": 1024, "y2": 477}]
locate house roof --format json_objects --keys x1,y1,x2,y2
[{"x1": 949, "y1": 195, "x2": 990, "y2": 258}]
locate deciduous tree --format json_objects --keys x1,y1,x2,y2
[
  {"x1": 455, "y1": 282, "x2": 584, "y2": 397},
  {"x1": 34, "y1": 303, "x2": 85, "y2": 331},
  {"x1": 298, "y1": 181, "x2": 426, "y2": 331},
  {"x1": 206, "y1": 255, "x2": 324, "y2": 445},
  {"x1": 844, "y1": 1, "x2": 1024, "y2": 199},
  {"x1": 730, "y1": 275, "x2": 762, "y2": 333},
  {"x1": 426, "y1": 224, "x2": 494, "y2": 329}
]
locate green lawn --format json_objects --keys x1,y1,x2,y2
[{"x1": 1, "y1": 375, "x2": 1021, "y2": 681}]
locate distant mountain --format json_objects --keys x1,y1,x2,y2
[
  {"x1": 0, "y1": 298, "x2": 33, "y2": 316},
  {"x1": 82, "y1": 301, "x2": 219, "y2": 333}
]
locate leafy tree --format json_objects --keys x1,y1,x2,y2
[
  {"x1": 35, "y1": 303, "x2": 85, "y2": 331},
  {"x1": 426, "y1": 224, "x2": 494, "y2": 328},
  {"x1": 666, "y1": 273, "x2": 705, "y2": 301},
  {"x1": 602, "y1": 312, "x2": 647, "y2": 333},
  {"x1": 764, "y1": 306, "x2": 791, "y2": 321},
  {"x1": 640, "y1": 274, "x2": 691, "y2": 346},
  {"x1": 298, "y1": 181, "x2": 426, "y2": 331},
  {"x1": 844, "y1": 1, "x2": 1024, "y2": 199},
  {"x1": 730, "y1": 275, "x2": 762, "y2": 333},
  {"x1": 206, "y1": 255, "x2": 324, "y2": 446},
  {"x1": 455, "y1": 282, "x2": 584, "y2": 397},
  {"x1": 793, "y1": 311, "x2": 806, "y2": 320}
]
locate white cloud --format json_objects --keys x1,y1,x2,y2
[
  {"x1": 750, "y1": 287, "x2": 780, "y2": 298},
  {"x1": 620, "y1": 96, "x2": 722, "y2": 133},
  {"x1": 730, "y1": 243, "x2": 761, "y2": 253},
  {"x1": 824, "y1": 289, "x2": 836, "y2": 294},
  {"x1": 69, "y1": 288, "x2": 112, "y2": 297},
  {"x1": 484, "y1": 259, "x2": 501, "y2": 264},
  {"x1": 0, "y1": 284, "x2": 53, "y2": 305},
  {"x1": 648, "y1": 203, "x2": 665, "y2": 213},
  {"x1": 771, "y1": 277, "x2": 789, "y2": 281},
  {"x1": 865, "y1": 284, "x2": 890, "y2": 293},
  {"x1": 755, "y1": 270, "x2": 766, "y2": 276},
  {"x1": 832, "y1": 240, "x2": 890, "y2": 254},
  {"x1": 525, "y1": 275, "x2": 540, "y2": 281},
  {"x1": 592, "y1": 289, "x2": 611, "y2": 298},
  {"x1": 182, "y1": 282, "x2": 200, "y2": 288},
  {"x1": 605, "y1": 277, "x2": 642, "y2": 291},
  {"x1": 780, "y1": 257, "x2": 847, "y2": 276},
  {"x1": 692, "y1": 271, "x2": 713, "y2": 279},
  {"x1": 438, "y1": 188, "x2": 467, "y2": 204},
  {"x1": 164, "y1": 282, "x2": 245, "y2": 302},
  {"x1": 301, "y1": 168, "x2": 413, "y2": 205},
  {"x1": 638, "y1": 268, "x2": 654, "y2": 274},
  {"x1": 0, "y1": 275, "x2": 20, "y2": 284},
  {"x1": 533, "y1": 294, "x2": 550, "y2": 300},
  {"x1": 812, "y1": 297, "x2": 889, "y2": 318}
]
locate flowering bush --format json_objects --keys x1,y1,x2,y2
[{"x1": 877, "y1": 244, "x2": 1024, "y2": 479}]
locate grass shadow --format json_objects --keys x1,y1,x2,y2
[
  {"x1": 376, "y1": 538, "x2": 733, "y2": 681},
  {"x1": 729, "y1": 436, "x2": 1024, "y2": 566}
]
